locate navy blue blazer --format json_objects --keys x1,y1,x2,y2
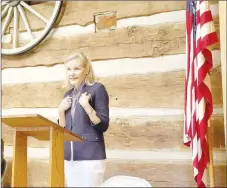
[{"x1": 63, "y1": 82, "x2": 109, "y2": 161}]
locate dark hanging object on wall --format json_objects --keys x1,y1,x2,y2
[{"x1": 1, "y1": 139, "x2": 7, "y2": 180}]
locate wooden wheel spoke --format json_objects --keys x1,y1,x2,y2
[
  {"x1": 17, "y1": 4, "x2": 34, "y2": 40},
  {"x1": 20, "y1": 1, "x2": 48, "y2": 24},
  {"x1": 13, "y1": 7, "x2": 19, "y2": 48},
  {"x1": 2, "y1": 4, "x2": 9, "y2": 19},
  {"x1": 2, "y1": 6, "x2": 13, "y2": 36}
]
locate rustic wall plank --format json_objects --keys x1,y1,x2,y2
[
  {"x1": 105, "y1": 116, "x2": 225, "y2": 150},
  {"x1": 2, "y1": 21, "x2": 220, "y2": 69},
  {"x1": 2, "y1": 68, "x2": 223, "y2": 108},
  {"x1": 2, "y1": 158, "x2": 225, "y2": 187},
  {"x1": 57, "y1": 1, "x2": 187, "y2": 26},
  {"x1": 2, "y1": 116, "x2": 225, "y2": 150},
  {"x1": 5, "y1": 1, "x2": 188, "y2": 34},
  {"x1": 5, "y1": 1, "x2": 219, "y2": 34},
  {"x1": 105, "y1": 160, "x2": 226, "y2": 187}
]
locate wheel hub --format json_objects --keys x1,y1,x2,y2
[{"x1": 6, "y1": 0, "x2": 21, "y2": 7}]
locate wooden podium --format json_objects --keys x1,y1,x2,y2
[{"x1": 2, "y1": 114, "x2": 82, "y2": 187}]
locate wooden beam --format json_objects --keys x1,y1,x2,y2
[
  {"x1": 219, "y1": 0, "x2": 227, "y2": 154},
  {"x1": 2, "y1": 21, "x2": 220, "y2": 69},
  {"x1": 2, "y1": 158, "x2": 226, "y2": 187},
  {"x1": 2, "y1": 68, "x2": 223, "y2": 108},
  {"x1": 105, "y1": 160, "x2": 226, "y2": 187},
  {"x1": 11, "y1": 131, "x2": 27, "y2": 187},
  {"x1": 48, "y1": 127, "x2": 64, "y2": 187},
  {"x1": 3, "y1": 116, "x2": 225, "y2": 150},
  {"x1": 5, "y1": 1, "x2": 189, "y2": 34}
]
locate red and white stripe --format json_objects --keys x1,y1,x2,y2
[{"x1": 184, "y1": 0, "x2": 218, "y2": 187}]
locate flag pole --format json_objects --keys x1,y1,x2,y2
[
  {"x1": 205, "y1": 1, "x2": 219, "y2": 186},
  {"x1": 207, "y1": 72, "x2": 215, "y2": 187},
  {"x1": 208, "y1": 120, "x2": 215, "y2": 187}
]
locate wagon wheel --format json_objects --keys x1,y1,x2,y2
[{"x1": 1, "y1": 0, "x2": 62, "y2": 55}]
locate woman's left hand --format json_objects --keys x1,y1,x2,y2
[{"x1": 79, "y1": 92, "x2": 91, "y2": 107}]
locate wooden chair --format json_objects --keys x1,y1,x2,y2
[{"x1": 101, "y1": 175, "x2": 152, "y2": 187}]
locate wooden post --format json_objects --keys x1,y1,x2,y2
[
  {"x1": 219, "y1": 0, "x2": 227, "y2": 152},
  {"x1": 207, "y1": 123, "x2": 215, "y2": 187},
  {"x1": 204, "y1": 71, "x2": 215, "y2": 187},
  {"x1": 12, "y1": 131, "x2": 27, "y2": 187},
  {"x1": 49, "y1": 127, "x2": 65, "y2": 187}
]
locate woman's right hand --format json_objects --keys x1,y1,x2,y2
[{"x1": 58, "y1": 96, "x2": 72, "y2": 112}]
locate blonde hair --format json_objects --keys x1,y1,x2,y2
[{"x1": 63, "y1": 52, "x2": 95, "y2": 89}]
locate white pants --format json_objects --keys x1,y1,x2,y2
[{"x1": 64, "y1": 160, "x2": 105, "y2": 187}]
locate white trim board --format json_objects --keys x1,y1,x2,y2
[
  {"x1": 2, "y1": 107, "x2": 223, "y2": 124},
  {"x1": 2, "y1": 51, "x2": 221, "y2": 84},
  {"x1": 4, "y1": 146, "x2": 225, "y2": 164}
]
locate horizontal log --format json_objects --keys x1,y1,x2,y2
[
  {"x1": 2, "y1": 115, "x2": 225, "y2": 150},
  {"x1": 105, "y1": 116, "x2": 225, "y2": 150},
  {"x1": 5, "y1": 1, "x2": 219, "y2": 34},
  {"x1": 105, "y1": 160, "x2": 226, "y2": 187},
  {"x1": 2, "y1": 158, "x2": 225, "y2": 187},
  {"x1": 2, "y1": 20, "x2": 220, "y2": 69},
  {"x1": 56, "y1": 1, "x2": 217, "y2": 27},
  {"x1": 2, "y1": 67, "x2": 223, "y2": 109},
  {"x1": 5, "y1": 1, "x2": 189, "y2": 34}
]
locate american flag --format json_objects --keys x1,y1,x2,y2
[{"x1": 184, "y1": 0, "x2": 218, "y2": 187}]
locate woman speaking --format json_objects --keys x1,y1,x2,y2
[{"x1": 58, "y1": 52, "x2": 109, "y2": 187}]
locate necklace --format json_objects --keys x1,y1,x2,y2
[{"x1": 71, "y1": 82, "x2": 85, "y2": 118}]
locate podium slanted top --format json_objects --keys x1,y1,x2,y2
[{"x1": 2, "y1": 114, "x2": 82, "y2": 142}]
